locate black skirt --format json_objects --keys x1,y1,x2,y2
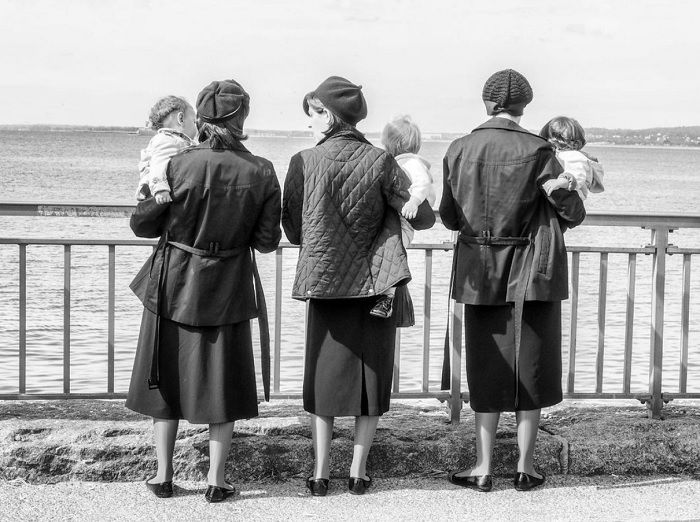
[
  {"x1": 125, "y1": 308, "x2": 259, "y2": 424},
  {"x1": 464, "y1": 301, "x2": 563, "y2": 412},
  {"x1": 303, "y1": 298, "x2": 397, "y2": 416}
]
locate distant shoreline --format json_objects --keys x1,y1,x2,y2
[{"x1": 2, "y1": 125, "x2": 700, "y2": 149}]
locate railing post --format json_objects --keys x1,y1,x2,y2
[
  {"x1": 274, "y1": 248, "x2": 283, "y2": 394},
  {"x1": 19, "y1": 244, "x2": 27, "y2": 394},
  {"x1": 449, "y1": 303, "x2": 463, "y2": 424},
  {"x1": 647, "y1": 226, "x2": 668, "y2": 419}
]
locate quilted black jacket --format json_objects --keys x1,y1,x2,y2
[{"x1": 282, "y1": 129, "x2": 412, "y2": 299}]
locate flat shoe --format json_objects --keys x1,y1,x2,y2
[
  {"x1": 306, "y1": 477, "x2": 329, "y2": 497},
  {"x1": 145, "y1": 477, "x2": 173, "y2": 498},
  {"x1": 205, "y1": 484, "x2": 236, "y2": 503},
  {"x1": 348, "y1": 476, "x2": 372, "y2": 495},
  {"x1": 514, "y1": 471, "x2": 546, "y2": 491},
  {"x1": 448, "y1": 471, "x2": 492, "y2": 492}
]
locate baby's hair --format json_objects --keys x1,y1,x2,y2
[
  {"x1": 381, "y1": 115, "x2": 421, "y2": 157},
  {"x1": 540, "y1": 116, "x2": 587, "y2": 151},
  {"x1": 147, "y1": 95, "x2": 191, "y2": 130}
]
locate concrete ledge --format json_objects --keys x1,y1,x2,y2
[{"x1": 1, "y1": 400, "x2": 699, "y2": 483}]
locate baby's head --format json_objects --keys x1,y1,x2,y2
[
  {"x1": 381, "y1": 115, "x2": 422, "y2": 157},
  {"x1": 540, "y1": 116, "x2": 586, "y2": 151},
  {"x1": 147, "y1": 96, "x2": 196, "y2": 139}
]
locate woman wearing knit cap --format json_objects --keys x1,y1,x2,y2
[
  {"x1": 283, "y1": 76, "x2": 433, "y2": 496},
  {"x1": 440, "y1": 69, "x2": 585, "y2": 492},
  {"x1": 126, "y1": 79, "x2": 281, "y2": 502}
]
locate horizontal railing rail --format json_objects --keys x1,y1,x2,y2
[{"x1": 1, "y1": 202, "x2": 699, "y2": 421}]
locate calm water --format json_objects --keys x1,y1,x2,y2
[{"x1": 1, "y1": 130, "x2": 699, "y2": 395}]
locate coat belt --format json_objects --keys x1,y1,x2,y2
[
  {"x1": 148, "y1": 237, "x2": 271, "y2": 401},
  {"x1": 458, "y1": 232, "x2": 531, "y2": 246}
]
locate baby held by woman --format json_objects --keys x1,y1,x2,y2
[{"x1": 371, "y1": 115, "x2": 436, "y2": 318}]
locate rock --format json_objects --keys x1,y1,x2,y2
[{"x1": 0, "y1": 400, "x2": 698, "y2": 484}]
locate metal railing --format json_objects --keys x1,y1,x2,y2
[{"x1": 1, "y1": 203, "x2": 699, "y2": 421}]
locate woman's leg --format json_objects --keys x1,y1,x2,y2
[
  {"x1": 149, "y1": 418, "x2": 179, "y2": 483},
  {"x1": 454, "y1": 412, "x2": 500, "y2": 477},
  {"x1": 349, "y1": 415, "x2": 379, "y2": 479},
  {"x1": 207, "y1": 422, "x2": 235, "y2": 487},
  {"x1": 311, "y1": 414, "x2": 334, "y2": 479},
  {"x1": 515, "y1": 409, "x2": 543, "y2": 477}
]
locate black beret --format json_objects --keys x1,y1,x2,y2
[
  {"x1": 196, "y1": 80, "x2": 250, "y2": 123},
  {"x1": 482, "y1": 69, "x2": 533, "y2": 116},
  {"x1": 303, "y1": 76, "x2": 367, "y2": 125}
]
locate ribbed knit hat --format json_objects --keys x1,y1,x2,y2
[
  {"x1": 196, "y1": 79, "x2": 250, "y2": 123},
  {"x1": 303, "y1": 76, "x2": 367, "y2": 125},
  {"x1": 482, "y1": 69, "x2": 533, "y2": 116}
]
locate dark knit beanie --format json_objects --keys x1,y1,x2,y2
[
  {"x1": 303, "y1": 76, "x2": 367, "y2": 125},
  {"x1": 482, "y1": 69, "x2": 533, "y2": 116},
  {"x1": 196, "y1": 79, "x2": 250, "y2": 123}
]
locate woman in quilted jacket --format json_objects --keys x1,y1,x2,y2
[{"x1": 282, "y1": 76, "x2": 422, "y2": 496}]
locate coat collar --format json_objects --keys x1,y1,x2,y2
[
  {"x1": 191, "y1": 138, "x2": 250, "y2": 153},
  {"x1": 317, "y1": 127, "x2": 372, "y2": 146},
  {"x1": 472, "y1": 117, "x2": 542, "y2": 139}
]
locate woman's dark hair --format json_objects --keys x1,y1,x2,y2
[
  {"x1": 197, "y1": 110, "x2": 248, "y2": 148},
  {"x1": 540, "y1": 116, "x2": 587, "y2": 151},
  {"x1": 147, "y1": 96, "x2": 191, "y2": 130},
  {"x1": 304, "y1": 96, "x2": 355, "y2": 136}
]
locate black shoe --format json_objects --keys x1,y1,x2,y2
[
  {"x1": 306, "y1": 477, "x2": 329, "y2": 497},
  {"x1": 448, "y1": 471, "x2": 492, "y2": 492},
  {"x1": 370, "y1": 296, "x2": 393, "y2": 318},
  {"x1": 205, "y1": 484, "x2": 236, "y2": 503},
  {"x1": 146, "y1": 477, "x2": 173, "y2": 498},
  {"x1": 348, "y1": 476, "x2": 372, "y2": 495},
  {"x1": 514, "y1": 471, "x2": 546, "y2": 491}
]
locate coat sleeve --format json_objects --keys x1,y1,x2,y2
[
  {"x1": 252, "y1": 163, "x2": 282, "y2": 254},
  {"x1": 381, "y1": 153, "x2": 411, "y2": 212},
  {"x1": 129, "y1": 196, "x2": 170, "y2": 238},
  {"x1": 537, "y1": 148, "x2": 586, "y2": 229},
  {"x1": 281, "y1": 153, "x2": 304, "y2": 245},
  {"x1": 438, "y1": 152, "x2": 460, "y2": 231}
]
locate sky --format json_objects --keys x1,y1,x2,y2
[{"x1": 2, "y1": 0, "x2": 699, "y2": 133}]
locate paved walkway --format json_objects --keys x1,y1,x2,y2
[{"x1": 1, "y1": 475, "x2": 699, "y2": 521}]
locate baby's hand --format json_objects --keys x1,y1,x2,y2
[
  {"x1": 561, "y1": 172, "x2": 577, "y2": 191},
  {"x1": 401, "y1": 199, "x2": 419, "y2": 219},
  {"x1": 154, "y1": 190, "x2": 172, "y2": 204}
]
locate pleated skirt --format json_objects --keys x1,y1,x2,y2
[
  {"x1": 464, "y1": 300, "x2": 563, "y2": 412},
  {"x1": 303, "y1": 298, "x2": 397, "y2": 417},
  {"x1": 125, "y1": 308, "x2": 259, "y2": 424}
]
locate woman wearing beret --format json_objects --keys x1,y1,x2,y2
[
  {"x1": 126, "y1": 79, "x2": 281, "y2": 502},
  {"x1": 440, "y1": 69, "x2": 586, "y2": 492},
  {"x1": 282, "y1": 76, "x2": 430, "y2": 496}
]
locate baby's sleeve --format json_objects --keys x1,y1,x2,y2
[
  {"x1": 402, "y1": 158, "x2": 436, "y2": 207},
  {"x1": 561, "y1": 153, "x2": 591, "y2": 191},
  {"x1": 146, "y1": 134, "x2": 183, "y2": 195}
]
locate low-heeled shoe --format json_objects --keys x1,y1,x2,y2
[
  {"x1": 348, "y1": 476, "x2": 372, "y2": 495},
  {"x1": 448, "y1": 471, "x2": 493, "y2": 492},
  {"x1": 306, "y1": 477, "x2": 329, "y2": 497},
  {"x1": 514, "y1": 471, "x2": 546, "y2": 491},
  {"x1": 146, "y1": 478, "x2": 174, "y2": 498},
  {"x1": 205, "y1": 484, "x2": 236, "y2": 503}
]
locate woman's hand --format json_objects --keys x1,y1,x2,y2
[
  {"x1": 401, "y1": 199, "x2": 419, "y2": 219},
  {"x1": 154, "y1": 191, "x2": 172, "y2": 205}
]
